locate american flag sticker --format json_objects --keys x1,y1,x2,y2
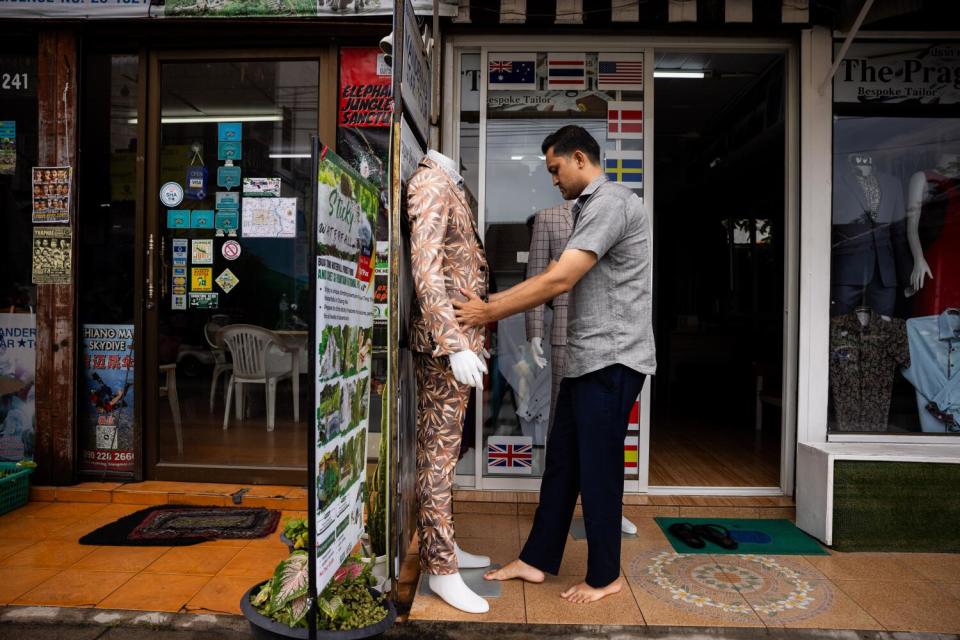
[
  {"x1": 488, "y1": 53, "x2": 538, "y2": 90},
  {"x1": 608, "y1": 101, "x2": 644, "y2": 139},
  {"x1": 487, "y1": 436, "x2": 533, "y2": 475},
  {"x1": 597, "y1": 53, "x2": 644, "y2": 91},
  {"x1": 547, "y1": 53, "x2": 586, "y2": 90},
  {"x1": 604, "y1": 150, "x2": 644, "y2": 190}
]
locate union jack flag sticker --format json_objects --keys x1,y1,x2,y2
[{"x1": 487, "y1": 436, "x2": 533, "y2": 474}]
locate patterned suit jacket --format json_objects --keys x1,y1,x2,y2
[
  {"x1": 525, "y1": 203, "x2": 573, "y2": 346},
  {"x1": 407, "y1": 156, "x2": 489, "y2": 357}
]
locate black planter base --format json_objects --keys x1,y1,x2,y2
[{"x1": 240, "y1": 580, "x2": 397, "y2": 640}]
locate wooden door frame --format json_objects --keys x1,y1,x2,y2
[{"x1": 143, "y1": 46, "x2": 337, "y2": 485}]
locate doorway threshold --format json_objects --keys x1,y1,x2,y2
[{"x1": 30, "y1": 480, "x2": 308, "y2": 510}]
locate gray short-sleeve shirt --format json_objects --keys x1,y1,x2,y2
[{"x1": 563, "y1": 175, "x2": 656, "y2": 378}]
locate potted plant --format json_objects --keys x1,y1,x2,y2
[
  {"x1": 280, "y1": 516, "x2": 308, "y2": 554},
  {"x1": 241, "y1": 552, "x2": 395, "y2": 640}
]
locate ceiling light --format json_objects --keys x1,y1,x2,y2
[
  {"x1": 126, "y1": 114, "x2": 284, "y2": 124},
  {"x1": 269, "y1": 153, "x2": 311, "y2": 159},
  {"x1": 511, "y1": 155, "x2": 524, "y2": 160},
  {"x1": 654, "y1": 70, "x2": 705, "y2": 79}
]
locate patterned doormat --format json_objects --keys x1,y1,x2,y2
[{"x1": 79, "y1": 505, "x2": 280, "y2": 546}]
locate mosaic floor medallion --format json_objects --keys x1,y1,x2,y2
[{"x1": 627, "y1": 551, "x2": 835, "y2": 623}]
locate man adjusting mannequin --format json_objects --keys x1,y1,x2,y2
[
  {"x1": 407, "y1": 149, "x2": 492, "y2": 614},
  {"x1": 525, "y1": 202, "x2": 639, "y2": 536}
]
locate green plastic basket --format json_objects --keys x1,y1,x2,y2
[{"x1": 0, "y1": 462, "x2": 34, "y2": 516}]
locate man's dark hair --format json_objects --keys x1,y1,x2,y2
[{"x1": 541, "y1": 125, "x2": 601, "y2": 165}]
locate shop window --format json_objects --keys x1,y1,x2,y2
[
  {"x1": 829, "y1": 41, "x2": 960, "y2": 435},
  {"x1": 337, "y1": 47, "x2": 391, "y2": 436},
  {"x1": 480, "y1": 51, "x2": 645, "y2": 478},
  {"x1": 0, "y1": 47, "x2": 38, "y2": 463}
]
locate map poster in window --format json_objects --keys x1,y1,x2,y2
[
  {"x1": 241, "y1": 197, "x2": 297, "y2": 238},
  {"x1": 79, "y1": 324, "x2": 135, "y2": 477}
]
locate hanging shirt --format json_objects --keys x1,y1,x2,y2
[
  {"x1": 901, "y1": 310, "x2": 960, "y2": 433},
  {"x1": 829, "y1": 310, "x2": 910, "y2": 431}
]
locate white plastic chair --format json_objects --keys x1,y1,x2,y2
[
  {"x1": 204, "y1": 321, "x2": 233, "y2": 413},
  {"x1": 159, "y1": 364, "x2": 183, "y2": 456},
  {"x1": 221, "y1": 324, "x2": 298, "y2": 432}
]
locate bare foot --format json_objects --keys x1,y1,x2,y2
[
  {"x1": 560, "y1": 577, "x2": 622, "y2": 603},
  {"x1": 483, "y1": 558, "x2": 545, "y2": 583}
]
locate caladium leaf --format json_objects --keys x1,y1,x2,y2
[
  {"x1": 270, "y1": 551, "x2": 310, "y2": 610},
  {"x1": 251, "y1": 583, "x2": 271, "y2": 607},
  {"x1": 318, "y1": 595, "x2": 343, "y2": 620},
  {"x1": 290, "y1": 594, "x2": 310, "y2": 625}
]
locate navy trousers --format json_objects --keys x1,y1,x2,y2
[{"x1": 519, "y1": 364, "x2": 646, "y2": 588}]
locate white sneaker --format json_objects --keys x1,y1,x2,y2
[{"x1": 621, "y1": 515, "x2": 638, "y2": 535}]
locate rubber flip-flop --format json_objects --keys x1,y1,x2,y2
[
  {"x1": 692, "y1": 524, "x2": 739, "y2": 550},
  {"x1": 667, "y1": 522, "x2": 705, "y2": 549}
]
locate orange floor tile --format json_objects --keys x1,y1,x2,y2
[{"x1": 0, "y1": 496, "x2": 958, "y2": 634}]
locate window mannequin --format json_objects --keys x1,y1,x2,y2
[
  {"x1": 904, "y1": 152, "x2": 960, "y2": 314},
  {"x1": 407, "y1": 149, "x2": 491, "y2": 614},
  {"x1": 830, "y1": 153, "x2": 910, "y2": 317}
]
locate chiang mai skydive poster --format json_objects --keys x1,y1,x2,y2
[
  {"x1": 313, "y1": 143, "x2": 377, "y2": 596},
  {"x1": 79, "y1": 324, "x2": 135, "y2": 476}
]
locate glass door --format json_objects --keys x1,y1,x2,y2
[
  {"x1": 145, "y1": 53, "x2": 326, "y2": 483},
  {"x1": 458, "y1": 47, "x2": 649, "y2": 490}
]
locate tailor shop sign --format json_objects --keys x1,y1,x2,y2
[{"x1": 834, "y1": 43, "x2": 960, "y2": 105}]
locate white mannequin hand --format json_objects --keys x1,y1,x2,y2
[
  {"x1": 529, "y1": 337, "x2": 547, "y2": 369},
  {"x1": 449, "y1": 350, "x2": 487, "y2": 389},
  {"x1": 911, "y1": 257, "x2": 933, "y2": 292}
]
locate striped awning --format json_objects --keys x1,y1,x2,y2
[{"x1": 452, "y1": 0, "x2": 829, "y2": 27}]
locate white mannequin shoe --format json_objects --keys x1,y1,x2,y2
[
  {"x1": 454, "y1": 542, "x2": 491, "y2": 569},
  {"x1": 621, "y1": 516, "x2": 638, "y2": 535},
  {"x1": 428, "y1": 573, "x2": 490, "y2": 614}
]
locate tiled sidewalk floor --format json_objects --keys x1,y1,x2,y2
[
  {"x1": 0, "y1": 498, "x2": 299, "y2": 615},
  {"x1": 405, "y1": 514, "x2": 960, "y2": 634},
  {"x1": 3, "y1": 485, "x2": 960, "y2": 635}
]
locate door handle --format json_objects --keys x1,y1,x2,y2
[
  {"x1": 146, "y1": 232, "x2": 155, "y2": 308},
  {"x1": 160, "y1": 235, "x2": 168, "y2": 300}
]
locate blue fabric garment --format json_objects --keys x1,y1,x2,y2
[{"x1": 902, "y1": 310, "x2": 960, "y2": 433}]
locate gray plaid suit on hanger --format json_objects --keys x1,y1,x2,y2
[{"x1": 525, "y1": 202, "x2": 573, "y2": 431}]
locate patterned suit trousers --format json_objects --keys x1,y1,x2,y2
[{"x1": 414, "y1": 352, "x2": 471, "y2": 575}]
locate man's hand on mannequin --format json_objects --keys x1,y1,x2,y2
[
  {"x1": 529, "y1": 337, "x2": 547, "y2": 369},
  {"x1": 449, "y1": 350, "x2": 487, "y2": 389}
]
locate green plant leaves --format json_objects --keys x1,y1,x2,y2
[{"x1": 270, "y1": 550, "x2": 309, "y2": 610}]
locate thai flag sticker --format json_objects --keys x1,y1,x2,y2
[{"x1": 547, "y1": 53, "x2": 586, "y2": 90}]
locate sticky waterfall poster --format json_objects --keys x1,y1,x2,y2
[{"x1": 313, "y1": 143, "x2": 377, "y2": 596}]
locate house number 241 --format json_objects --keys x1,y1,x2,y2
[{"x1": 1, "y1": 73, "x2": 29, "y2": 91}]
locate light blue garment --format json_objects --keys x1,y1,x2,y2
[{"x1": 902, "y1": 310, "x2": 960, "y2": 433}]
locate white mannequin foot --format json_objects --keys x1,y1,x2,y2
[
  {"x1": 455, "y1": 542, "x2": 491, "y2": 569},
  {"x1": 428, "y1": 573, "x2": 490, "y2": 614},
  {"x1": 621, "y1": 516, "x2": 638, "y2": 535}
]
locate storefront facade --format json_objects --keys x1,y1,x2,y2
[{"x1": 1, "y1": 0, "x2": 959, "y2": 547}]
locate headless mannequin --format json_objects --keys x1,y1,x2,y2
[
  {"x1": 414, "y1": 150, "x2": 490, "y2": 613},
  {"x1": 905, "y1": 152, "x2": 960, "y2": 295}
]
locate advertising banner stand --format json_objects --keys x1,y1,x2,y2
[{"x1": 308, "y1": 139, "x2": 379, "y2": 637}]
